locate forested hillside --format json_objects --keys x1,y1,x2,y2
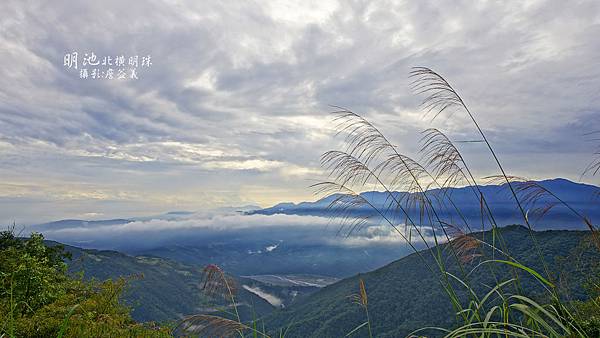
[
  {"x1": 265, "y1": 225, "x2": 600, "y2": 337},
  {"x1": 60, "y1": 243, "x2": 274, "y2": 322}
]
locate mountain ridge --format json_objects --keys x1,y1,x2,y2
[
  {"x1": 251, "y1": 178, "x2": 600, "y2": 230},
  {"x1": 264, "y1": 225, "x2": 600, "y2": 337},
  {"x1": 259, "y1": 178, "x2": 596, "y2": 211},
  {"x1": 45, "y1": 241, "x2": 275, "y2": 322}
]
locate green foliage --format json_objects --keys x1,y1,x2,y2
[
  {"x1": 0, "y1": 230, "x2": 171, "y2": 338},
  {"x1": 570, "y1": 277, "x2": 600, "y2": 336},
  {"x1": 0, "y1": 231, "x2": 71, "y2": 315},
  {"x1": 572, "y1": 296, "x2": 600, "y2": 336}
]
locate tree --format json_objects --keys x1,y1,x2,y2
[{"x1": 0, "y1": 229, "x2": 170, "y2": 338}]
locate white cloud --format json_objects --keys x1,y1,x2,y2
[
  {"x1": 242, "y1": 285, "x2": 283, "y2": 307},
  {"x1": 34, "y1": 211, "x2": 431, "y2": 251},
  {"x1": 265, "y1": 243, "x2": 280, "y2": 252}
]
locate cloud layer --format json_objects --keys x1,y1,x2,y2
[
  {"x1": 1, "y1": 0, "x2": 600, "y2": 223},
  {"x1": 34, "y1": 211, "x2": 417, "y2": 251}
]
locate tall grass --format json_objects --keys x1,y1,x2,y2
[
  {"x1": 174, "y1": 264, "x2": 273, "y2": 338},
  {"x1": 347, "y1": 279, "x2": 373, "y2": 338},
  {"x1": 313, "y1": 67, "x2": 598, "y2": 336}
]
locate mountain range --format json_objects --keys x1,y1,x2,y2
[{"x1": 252, "y1": 178, "x2": 600, "y2": 230}]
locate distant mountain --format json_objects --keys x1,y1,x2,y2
[
  {"x1": 264, "y1": 226, "x2": 600, "y2": 337},
  {"x1": 252, "y1": 178, "x2": 600, "y2": 230},
  {"x1": 31, "y1": 206, "x2": 261, "y2": 232},
  {"x1": 51, "y1": 242, "x2": 274, "y2": 323},
  {"x1": 35, "y1": 218, "x2": 132, "y2": 230},
  {"x1": 213, "y1": 205, "x2": 262, "y2": 213}
]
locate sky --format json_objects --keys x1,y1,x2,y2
[{"x1": 1, "y1": 0, "x2": 600, "y2": 225}]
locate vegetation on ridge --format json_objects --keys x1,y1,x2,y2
[{"x1": 0, "y1": 229, "x2": 171, "y2": 337}]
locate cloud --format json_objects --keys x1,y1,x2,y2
[
  {"x1": 1, "y1": 0, "x2": 600, "y2": 222},
  {"x1": 242, "y1": 285, "x2": 283, "y2": 307},
  {"x1": 33, "y1": 211, "x2": 433, "y2": 251},
  {"x1": 265, "y1": 243, "x2": 280, "y2": 252}
]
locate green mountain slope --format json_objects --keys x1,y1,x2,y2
[
  {"x1": 56, "y1": 243, "x2": 274, "y2": 323},
  {"x1": 264, "y1": 226, "x2": 600, "y2": 337}
]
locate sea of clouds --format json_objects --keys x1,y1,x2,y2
[{"x1": 33, "y1": 210, "x2": 436, "y2": 251}]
